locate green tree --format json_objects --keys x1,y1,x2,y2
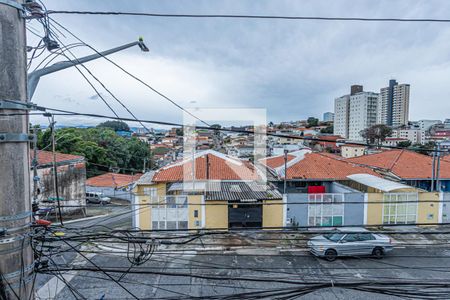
[
  {"x1": 175, "y1": 128, "x2": 184, "y2": 136},
  {"x1": 307, "y1": 117, "x2": 319, "y2": 127},
  {"x1": 320, "y1": 125, "x2": 334, "y2": 134},
  {"x1": 36, "y1": 126, "x2": 151, "y2": 177},
  {"x1": 97, "y1": 120, "x2": 130, "y2": 132},
  {"x1": 360, "y1": 124, "x2": 393, "y2": 147}
]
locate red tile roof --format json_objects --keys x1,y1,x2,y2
[
  {"x1": 32, "y1": 150, "x2": 84, "y2": 166},
  {"x1": 317, "y1": 135, "x2": 343, "y2": 141},
  {"x1": 284, "y1": 153, "x2": 378, "y2": 180},
  {"x1": 318, "y1": 152, "x2": 345, "y2": 160},
  {"x1": 347, "y1": 149, "x2": 450, "y2": 179},
  {"x1": 86, "y1": 172, "x2": 143, "y2": 188},
  {"x1": 341, "y1": 144, "x2": 365, "y2": 148},
  {"x1": 260, "y1": 154, "x2": 296, "y2": 169},
  {"x1": 260, "y1": 151, "x2": 377, "y2": 180},
  {"x1": 153, "y1": 151, "x2": 260, "y2": 182}
]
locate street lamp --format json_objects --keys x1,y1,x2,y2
[{"x1": 27, "y1": 38, "x2": 149, "y2": 100}]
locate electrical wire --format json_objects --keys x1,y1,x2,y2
[
  {"x1": 8, "y1": 105, "x2": 446, "y2": 153},
  {"x1": 4, "y1": 98, "x2": 446, "y2": 153},
  {"x1": 56, "y1": 237, "x2": 140, "y2": 299},
  {"x1": 34, "y1": 227, "x2": 450, "y2": 299},
  {"x1": 31, "y1": 42, "x2": 86, "y2": 72},
  {"x1": 44, "y1": 40, "x2": 121, "y2": 120},
  {"x1": 50, "y1": 35, "x2": 154, "y2": 135},
  {"x1": 46, "y1": 11, "x2": 450, "y2": 23},
  {"x1": 49, "y1": 17, "x2": 211, "y2": 128}
]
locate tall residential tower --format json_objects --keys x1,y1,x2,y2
[
  {"x1": 334, "y1": 85, "x2": 379, "y2": 140},
  {"x1": 378, "y1": 79, "x2": 410, "y2": 127}
]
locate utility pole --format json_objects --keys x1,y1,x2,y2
[
  {"x1": 436, "y1": 142, "x2": 441, "y2": 192},
  {"x1": 50, "y1": 115, "x2": 63, "y2": 225},
  {"x1": 283, "y1": 149, "x2": 288, "y2": 194},
  {"x1": 431, "y1": 144, "x2": 436, "y2": 191},
  {"x1": 0, "y1": 1, "x2": 34, "y2": 299}
]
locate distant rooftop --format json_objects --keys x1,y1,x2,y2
[{"x1": 31, "y1": 150, "x2": 84, "y2": 167}]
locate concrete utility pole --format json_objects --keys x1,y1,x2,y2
[{"x1": 0, "y1": 1, "x2": 35, "y2": 299}]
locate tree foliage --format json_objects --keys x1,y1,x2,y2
[
  {"x1": 37, "y1": 126, "x2": 151, "y2": 177},
  {"x1": 360, "y1": 124, "x2": 393, "y2": 147},
  {"x1": 320, "y1": 125, "x2": 334, "y2": 134},
  {"x1": 306, "y1": 117, "x2": 319, "y2": 127},
  {"x1": 97, "y1": 120, "x2": 130, "y2": 132}
]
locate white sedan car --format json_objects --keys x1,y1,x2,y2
[{"x1": 308, "y1": 228, "x2": 393, "y2": 261}]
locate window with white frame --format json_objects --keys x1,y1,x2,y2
[
  {"x1": 143, "y1": 187, "x2": 158, "y2": 197},
  {"x1": 308, "y1": 194, "x2": 344, "y2": 226},
  {"x1": 383, "y1": 193, "x2": 418, "y2": 224},
  {"x1": 152, "y1": 196, "x2": 188, "y2": 230}
]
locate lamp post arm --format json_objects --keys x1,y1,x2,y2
[{"x1": 28, "y1": 40, "x2": 148, "y2": 99}]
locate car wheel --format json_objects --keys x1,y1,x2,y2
[
  {"x1": 324, "y1": 249, "x2": 337, "y2": 262},
  {"x1": 372, "y1": 247, "x2": 384, "y2": 259}
]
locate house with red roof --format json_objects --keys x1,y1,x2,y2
[
  {"x1": 347, "y1": 149, "x2": 450, "y2": 192},
  {"x1": 259, "y1": 149, "x2": 379, "y2": 193},
  {"x1": 133, "y1": 150, "x2": 283, "y2": 230},
  {"x1": 86, "y1": 172, "x2": 143, "y2": 202},
  {"x1": 260, "y1": 150, "x2": 443, "y2": 228},
  {"x1": 31, "y1": 150, "x2": 86, "y2": 214},
  {"x1": 259, "y1": 149, "x2": 381, "y2": 227}
]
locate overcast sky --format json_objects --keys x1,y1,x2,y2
[{"x1": 28, "y1": 0, "x2": 450, "y2": 127}]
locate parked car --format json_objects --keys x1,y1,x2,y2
[
  {"x1": 86, "y1": 192, "x2": 111, "y2": 205},
  {"x1": 307, "y1": 228, "x2": 393, "y2": 261}
]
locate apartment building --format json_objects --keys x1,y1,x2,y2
[
  {"x1": 323, "y1": 112, "x2": 334, "y2": 122},
  {"x1": 348, "y1": 92, "x2": 379, "y2": 140},
  {"x1": 378, "y1": 79, "x2": 410, "y2": 127},
  {"x1": 333, "y1": 85, "x2": 378, "y2": 141},
  {"x1": 333, "y1": 95, "x2": 350, "y2": 138},
  {"x1": 417, "y1": 119, "x2": 442, "y2": 131},
  {"x1": 390, "y1": 128, "x2": 424, "y2": 144}
]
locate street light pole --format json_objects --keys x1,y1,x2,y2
[{"x1": 27, "y1": 39, "x2": 149, "y2": 99}]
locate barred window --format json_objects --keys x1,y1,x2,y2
[
  {"x1": 383, "y1": 193, "x2": 417, "y2": 224},
  {"x1": 308, "y1": 194, "x2": 344, "y2": 227}
]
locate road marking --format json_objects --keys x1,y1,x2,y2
[
  {"x1": 36, "y1": 247, "x2": 95, "y2": 299},
  {"x1": 36, "y1": 273, "x2": 76, "y2": 299}
]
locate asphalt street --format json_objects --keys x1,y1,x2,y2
[
  {"x1": 64, "y1": 203, "x2": 133, "y2": 230},
  {"x1": 35, "y1": 207, "x2": 450, "y2": 299},
  {"x1": 35, "y1": 239, "x2": 450, "y2": 299}
]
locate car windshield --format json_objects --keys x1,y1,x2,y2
[{"x1": 323, "y1": 233, "x2": 345, "y2": 242}]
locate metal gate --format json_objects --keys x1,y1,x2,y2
[{"x1": 228, "y1": 204, "x2": 262, "y2": 228}]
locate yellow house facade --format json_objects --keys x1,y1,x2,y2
[
  {"x1": 132, "y1": 150, "x2": 284, "y2": 231},
  {"x1": 346, "y1": 174, "x2": 441, "y2": 226},
  {"x1": 133, "y1": 180, "x2": 284, "y2": 230}
]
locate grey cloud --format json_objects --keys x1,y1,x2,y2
[{"x1": 28, "y1": 0, "x2": 450, "y2": 127}]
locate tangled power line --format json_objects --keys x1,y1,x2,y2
[{"x1": 17, "y1": 2, "x2": 450, "y2": 299}]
